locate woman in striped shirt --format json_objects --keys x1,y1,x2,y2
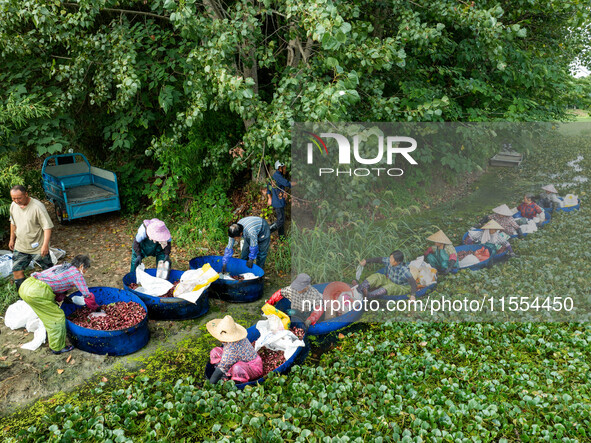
[{"x1": 19, "y1": 255, "x2": 99, "y2": 354}]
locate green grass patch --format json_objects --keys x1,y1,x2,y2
[{"x1": 0, "y1": 277, "x2": 19, "y2": 314}]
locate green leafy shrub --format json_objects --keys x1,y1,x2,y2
[
  {"x1": 169, "y1": 183, "x2": 234, "y2": 252},
  {"x1": 109, "y1": 159, "x2": 153, "y2": 214},
  {"x1": 266, "y1": 236, "x2": 291, "y2": 275},
  {"x1": 0, "y1": 153, "x2": 27, "y2": 239}
]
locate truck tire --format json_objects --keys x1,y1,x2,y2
[{"x1": 55, "y1": 203, "x2": 69, "y2": 225}]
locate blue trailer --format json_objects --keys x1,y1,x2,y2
[{"x1": 41, "y1": 153, "x2": 121, "y2": 223}]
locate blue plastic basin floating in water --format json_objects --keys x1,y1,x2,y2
[
  {"x1": 122, "y1": 269, "x2": 209, "y2": 321},
  {"x1": 306, "y1": 283, "x2": 364, "y2": 336},
  {"x1": 463, "y1": 228, "x2": 525, "y2": 242},
  {"x1": 555, "y1": 197, "x2": 581, "y2": 212},
  {"x1": 512, "y1": 209, "x2": 551, "y2": 227},
  {"x1": 204, "y1": 318, "x2": 308, "y2": 389},
  {"x1": 460, "y1": 231, "x2": 512, "y2": 263},
  {"x1": 272, "y1": 283, "x2": 364, "y2": 336},
  {"x1": 61, "y1": 287, "x2": 149, "y2": 356},
  {"x1": 188, "y1": 256, "x2": 264, "y2": 303},
  {"x1": 454, "y1": 244, "x2": 495, "y2": 271}
]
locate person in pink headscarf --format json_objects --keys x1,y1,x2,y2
[{"x1": 130, "y1": 218, "x2": 172, "y2": 273}]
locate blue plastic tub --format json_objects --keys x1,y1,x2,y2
[
  {"x1": 460, "y1": 231, "x2": 512, "y2": 262},
  {"x1": 454, "y1": 244, "x2": 494, "y2": 271},
  {"x1": 307, "y1": 283, "x2": 364, "y2": 336},
  {"x1": 272, "y1": 282, "x2": 364, "y2": 335},
  {"x1": 122, "y1": 269, "x2": 209, "y2": 320},
  {"x1": 61, "y1": 287, "x2": 149, "y2": 356},
  {"x1": 204, "y1": 318, "x2": 308, "y2": 389},
  {"x1": 555, "y1": 197, "x2": 580, "y2": 212},
  {"x1": 512, "y1": 209, "x2": 551, "y2": 226},
  {"x1": 463, "y1": 228, "x2": 524, "y2": 242},
  {"x1": 189, "y1": 256, "x2": 264, "y2": 303}
]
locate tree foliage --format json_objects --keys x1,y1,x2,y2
[{"x1": 0, "y1": 0, "x2": 589, "y2": 210}]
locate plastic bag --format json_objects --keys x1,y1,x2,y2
[
  {"x1": 255, "y1": 315, "x2": 304, "y2": 360},
  {"x1": 31, "y1": 247, "x2": 66, "y2": 268},
  {"x1": 135, "y1": 263, "x2": 173, "y2": 296},
  {"x1": 256, "y1": 314, "x2": 285, "y2": 334},
  {"x1": 409, "y1": 256, "x2": 437, "y2": 286},
  {"x1": 0, "y1": 252, "x2": 12, "y2": 278},
  {"x1": 474, "y1": 247, "x2": 490, "y2": 262},
  {"x1": 4, "y1": 300, "x2": 38, "y2": 330},
  {"x1": 20, "y1": 317, "x2": 47, "y2": 351},
  {"x1": 174, "y1": 264, "x2": 219, "y2": 303},
  {"x1": 563, "y1": 194, "x2": 579, "y2": 207},
  {"x1": 261, "y1": 303, "x2": 291, "y2": 329},
  {"x1": 156, "y1": 260, "x2": 170, "y2": 279},
  {"x1": 459, "y1": 254, "x2": 480, "y2": 268}
]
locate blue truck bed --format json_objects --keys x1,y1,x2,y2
[{"x1": 42, "y1": 153, "x2": 121, "y2": 223}]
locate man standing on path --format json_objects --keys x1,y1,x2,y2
[
  {"x1": 267, "y1": 161, "x2": 296, "y2": 238},
  {"x1": 9, "y1": 185, "x2": 54, "y2": 290}
]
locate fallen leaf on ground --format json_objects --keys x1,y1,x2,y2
[
  {"x1": 57, "y1": 369, "x2": 64, "y2": 374},
  {"x1": 101, "y1": 377, "x2": 108, "y2": 382},
  {"x1": 419, "y1": 341, "x2": 428, "y2": 347},
  {"x1": 0, "y1": 356, "x2": 7, "y2": 361},
  {"x1": 66, "y1": 355, "x2": 72, "y2": 363},
  {"x1": 338, "y1": 333, "x2": 345, "y2": 339},
  {"x1": 69, "y1": 359, "x2": 76, "y2": 365},
  {"x1": 139, "y1": 369, "x2": 146, "y2": 373}
]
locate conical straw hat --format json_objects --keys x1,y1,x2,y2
[
  {"x1": 426, "y1": 230, "x2": 452, "y2": 245},
  {"x1": 481, "y1": 220, "x2": 504, "y2": 231},
  {"x1": 492, "y1": 204, "x2": 514, "y2": 217},
  {"x1": 206, "y1": 315, "x2": 247, "y2": 342},
  {"x1": 541, "y1": 184, "x2": 558, "y2": 194}
]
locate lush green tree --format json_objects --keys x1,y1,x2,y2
[{"x1": 0, "y1": 0, "x2": 589, "y2": 211}]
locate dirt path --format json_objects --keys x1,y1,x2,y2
[{"x1": 0, "y1": 205, "x2": 284, "y2": 417}]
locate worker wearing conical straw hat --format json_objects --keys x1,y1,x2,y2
[
  {"x1": 488, "y1": 204, "x2": 522, "y2": 237},
  {"x1": 539, "y1": 184, "x2": 563, "y2": 211},
  {"x1": 472, "y1": 219, "x2": 516, "y2": 257},
  {"x1": 423, "y1": 230, "x2": 458, "y2": 274},
  {"x1": 206, "y1": 315, "x2": 263, "y2": 385}
]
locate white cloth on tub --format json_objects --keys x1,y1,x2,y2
[{"x1": 459, "y1": 254, "x2": 480, "y2": 268}]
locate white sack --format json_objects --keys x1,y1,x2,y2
[
  {"x1": 255, "y1": 315, "x2": 304, "y2": 360},
  {"x1": 135, "y1": 263, "x2": 173, "y2": 296},
  {"x1": 20, "y1": 317, "x2": 47, "y2": 351},
  {"x1": 4, "y1": 300, "x2": 38, "y2": 330}
]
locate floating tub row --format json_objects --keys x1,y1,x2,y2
[{"x1": 61, "y1": 200, "x2": 580, "y2": 385}]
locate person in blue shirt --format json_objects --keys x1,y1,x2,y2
[
  {"x1": 222, "y1": 216, "x2": 271, "y2": 271},
  {"x1": 267, "y1": 161, "x2": 296, "y2": 238}
]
